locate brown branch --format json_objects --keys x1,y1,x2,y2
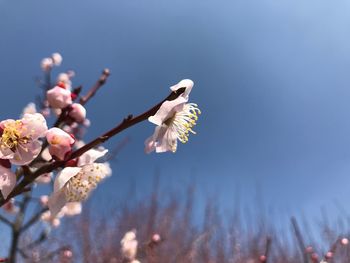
[
  {"x1": 79, "y1": 68, "x2": 110, "y2": 105},
  {"x1": 0, "y1": 87, "x2": 185, "y2": 206}
]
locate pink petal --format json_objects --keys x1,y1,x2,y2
[
  {"x1": 0, "y1": 166, "x2": 16, "y2": 199},
  {"x1": 21, "y1": 113, "x2": 48, "y2": 140},
  {"x1": 10, "y1": 140, "x2": 42, "y2": 165}
]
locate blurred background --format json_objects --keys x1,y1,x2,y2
[{"x1": 2, "y1": 0, "x2": 350, "y2": 261}]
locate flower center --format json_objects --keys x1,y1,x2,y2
[
  {"x1": 166, "y1": 103, "x2": 201, "y2": 151},
  {"x1": 64, "y1": 169, "x2": 102, "y2": 202},
  {"x1": 1, "y1": 121, "x2": 28, "y2": 150}
]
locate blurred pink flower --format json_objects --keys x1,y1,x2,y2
[
  {"x1": 47, "y1": 86, "x2": 72, "y2": 109},
  {"x1": 41, "y1": 57, "x2": 53, "y2": 71},
  {"x1": 51, "y1": 53, "x2": 62, "y2": 66},
  {"x1": 46, "y1": 128, "x2": 75, "y2": 160},
  {"x1": 145, "y1": 79, "x2": 200, "y2": 153},
  {"x1": 69, "y1": 103, "x2": 86, "y2": 123},
  {"x1": 121, "y1": 230, "x2": 138, "y2": 261},
  {"x1": 2, "y1": 198, "x2": 18, "y2": 214},
  {"x1": 0, "y1": 113, "x2": 48, "y2": 165}
]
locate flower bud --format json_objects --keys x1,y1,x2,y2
[
  {"x1": 41, "y1": 58, "x2": 53, "y2": 71},
  {"x1": 69, "y1": 103, "x2": 86, "y2": 123},
  {"x1": 51, "y1": 53, "x2": 62, "y2": 66},
  {"x1": 47, "y1": 86, "x2": 72, "y2": 109},
  {"x1": 46, "y1": 128, "x2": 75, "y2": 160}
]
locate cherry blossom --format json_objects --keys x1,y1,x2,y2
[
  {"x1": 69, "y1": 103, "x2": 86, "y2": 123},
  {"x1": 145, "y1": 79, "x2": 200, "y2": 153},
  {"x1": 46, "y1": 128, "x2": 75, "y2": 160},
  {"x1": 0, "y1": 113, "x2": 48, "y2": 165},
  {"x1": 48, "y1": 163, "x2": 111, "y2": 217},
  {"x1": 46, "y1": 86, "x2": 72, "y2": 109}
]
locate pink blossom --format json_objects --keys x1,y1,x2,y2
[
  {"x1": 145, "y1": 79, "x2": 200, "y2": 153},
  {"x1": 46, "y1": 86, "x2": 72, "y2": 109},
  {"x1": 69, "y1": 103, "x2": 86, "y2": 123},
  {"x1": 40, "y1": 195, "x2": 49, "y2": 207},
  {"x1": 46, "y1": 128, "x2": 75, "y2": 160},
  {"x1": 0, "y1": 113, "x2": 48, "y2": 165},
  {"x1": 121, "y1": 230, "x2": 138, "y2": 261},
  {"x1": 0, "y1": 165, "x2": 16, "y2": 199}
]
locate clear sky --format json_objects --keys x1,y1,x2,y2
[{"x1": 1, "y1": 0, "x2": 350, "y2": 236}]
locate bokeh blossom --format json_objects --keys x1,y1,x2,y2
[{"x1": 145, "y1": 79, "x2": 201, "y2": 153}]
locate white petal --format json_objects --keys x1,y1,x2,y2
[
  {"x1": 169, "y1": 79, "x2": 194, "y2": 100},
  {"x1": 54, "y1": 167, "x2": 81, "y2": 192},
  {"x1": 148, "y1": 96, "x2": 186, "y2": 126},
  {"x1": 48, "y1": 190, "x2": 67, "y2": 218}
]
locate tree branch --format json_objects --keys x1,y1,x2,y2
[{"x1": 0, "y1": 87, "x2": 185, "y2": 206}]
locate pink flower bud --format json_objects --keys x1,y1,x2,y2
[
  {"x1": 47, "y1": 86, "x2": 72, "y2": 109},
  {"x1": 152, "y1": 234, "x2": 161, "y2": 243},
  {"x1": 62, "y1": 249, "x2": 73, "y2": 258},
  {"x1": 69, "y1": 103, "x2": 86, "y2": 123},
  {"x1": 325, "y1": 251, "x2": 333, "y2": 259},
  {"x1": 41, "y1": 58, "x2": 53, "y2": 71},
  {"x1": 341, "y1": 238, "x2": 349, "y2": 245},
  {"x1": 40, "y1": 195, "x2": 49, "y2": 207},
  {"x1": 51, "y1": 53, "x2": 62, "y2": 66},
  {"x1": 46, "y1": 128, "x2": 75, "y2": 160}
]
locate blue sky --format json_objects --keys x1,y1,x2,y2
[{"x1": 1, "y1": 0, "x2": 350, "y2": 247}]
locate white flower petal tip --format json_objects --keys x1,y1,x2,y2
[{"x1": 170, "y1": 79, "x2": 194, "y2": 100}]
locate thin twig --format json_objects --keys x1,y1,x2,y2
[
  {"x1": 79, "y1": 68, "x2": 110, "y2": 105},
  {"x1": 0, "y1": 214, "x2": 12, "y2": 227}
]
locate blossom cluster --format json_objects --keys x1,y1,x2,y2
[{"x1": 0, "y1": 53, "x2": 200, "y2": 234}]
